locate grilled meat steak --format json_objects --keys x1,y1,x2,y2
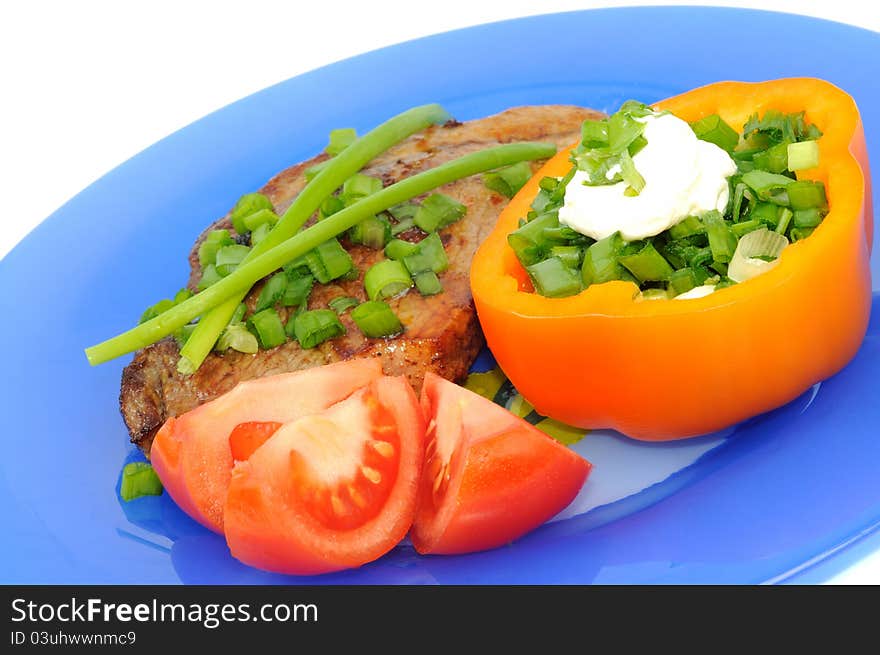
[{"x1": 121, "y1": 105, "x2": 599, "y2": 454}]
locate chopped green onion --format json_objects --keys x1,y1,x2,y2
[
  {"x1": 351, "y1": 300, "x2": 404, "y2": 337},
  {"x1": 390, "y1": 217, "x2": 415, "y2": 236},
  {"x1": 403, "y1": 232, "x2": 448, "y2": 275},
  {"x1": 120, "y1": 462, "x2": 163, "y2": 502},
  {"x1": 581, "y1": 232, "x2": 630, "y2": 286},
  {"x1": 388, "y1": 202, "x2": 419, "y2": 220},
  {"x1": 690, "y1": 114, "x2": 739, "y2": 152},
  {"x1": 247, "y1": 308, "x2": 287, "y2": 349},
  {"x1": 728, "y1": 228, "x2": 788, "y2": 282},
  {"x1": 549, "y1": 245, "x2": 582, "y2": 269},
  {"x1": 198, "y1": 229, "x2": 235, "y2": 268},
  {"x1": 743, "y1": 110, "x2": 821, "y2": 146},
  {"x1": 483, "y1": 161, "x2": 533, "y2": 198},
  {"x1": 319, "y1": 195, "x2": 345, "y2": 220},
  {"x1": 242, "y1": 208, "x2": 279, "y2": 232},
  {"x1": 413, "y1": 194, "x2": 466, "y2": 232},
  {"x1": 534, "y1": 418, "x2": 586, "y2": 446},
  {"x1": 704, "y1": 212, "x2": 738, "y2": 264},
  {"x1": 173, "y1": 288, "x2": 193, "y2": 304},
  {"x1": 730, "y1": 219, "x2": 765, "y2": 238},
  {"x1": 328, "y1": 296, "x2": 359, "y2": 315},
  {"x1": 349, "y1": 215, "x2": 391, "y2": 249},
  {"x1": 215, "y1": 244, "x2": 251, "y2": 276},
  {"x1": 786, "y1": 180, "x2": 827, "y2": 210},
  {"x1": 413, "y1": 270, "x2": 443, "y2": 296},
  {"x1": 250, "y1": 222, "x2": 272, "y2": 246},
  {"x1": 254, "y1": 272, "x2": 288, "y2": 312},
  {"x1": 793, "y1": 207, "x2": 823, "y2": 228},
  {"x1": 637, "y1": 288, "x2": 670, "y2": 301},
  {"x1": 216, "y1": 323, "x2": 259, "y2": 354},
  {"x1": 384, "y1": 238, "x2": 420, "y2": 261},
  {"x1": 230, "y1": 303, "x2": 247, "y2": 324},
  {"x1": 790, "y1": 227, "x2": 815, "y2": 241},
  {"x1": 749, "y1": 201, "x2": 781, "y2": 227},
  {"x1": 741, "y1": 170, "x2": 795, "y2": 205},
  {"x1": 139, "y1": 298, "x2": 174, "y2": 325},
  {"x1": 508, "y1": 212, "x2": 558, "y2": 266},
  {"x1": 291, "y1": 309, "x2": 345, "y2": 348},
  {"x1": 689, "y1": 246, "x2": 714, "y2": 269},
  {"x1": 752, "y1": 143, "x2": 789, "y2": 173},
  {"x1": 281, "y1": 272, "x2": 314, "y2": 307},
  {"x1": 618, "y1": 242, "x2": 674, "y2": 282},
  {"x1": 304, "y1": 158, "x2": 331, "y2": 182},
  {"x1": 197, "y1": 264, "x2": 223, "y2": 291},
  {"x1": 580, "y1": 119, "x2": 609, "y2": 147},
  {"x1": 607, "y1": 106, "x2": 648, "y2": 152},
  {"x1": 731, "y1": 181, "x2": 754, "y2": 222},
  {"x1": 343, "y1": 173, "x2": 383, "y2": 201},
  {"x1": 325, "y1": 128, "x2": 357, "y2": 156},
  {"x1": 230, "y1": 193, "x2": 274, "y2": 235},
  {"x1": 619, "y1": 150, "x2": 645, "y2": 195},
  {"x1": 668, "y1": 215, "x2": 705, "y2": 240},
  {"x1": 787, "y1": 140, "x2": 820, "y2": 171},
  {"x1": 85, "y1": 139, "x2": 557, "y2": 367},
  {"x1": 305, "y1": 238, "x2": 354, "y2": 283},
  {"x1": 668, "y1": 267, "x2": 698, "y2": 296},
  {"x1": 527, "y1": 257, "x2": 583, "y2": 298},
  {"x1": 775, "y1": 208, "x2": 793, "y2": 235},
  {"x1": 628, "y1": 134, "x2": 648, "y2": 157},
  {"x1": 542, "y1": 226, "x2": 586, "y2": 244},
  {"x1": 364, "y1": 259, "x2": 413, "y2": 300}
]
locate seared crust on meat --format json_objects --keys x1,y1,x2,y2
[{"x1": 121, "y1": 105, "x2": 600, "y2": 454}]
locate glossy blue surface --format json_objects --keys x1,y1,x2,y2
[{"x1": 0, "y1": 7, "x2": 877, "y2": 584}]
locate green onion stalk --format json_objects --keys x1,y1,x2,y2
[
  {"x1": 174, "y1": 104, "x2": 450, "y2": 374},
  {"x1": 85, "y1": 141, "x2": 557, "y2": 366}
]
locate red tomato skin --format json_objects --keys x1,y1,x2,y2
[
  {"x1": 224, "y1": 375, "x2": 425, "y2": 575},
  {"x1": 411, "y1": 373, "x2": 591, "y2": 555},
  {"x1": 420, "y1": 429, "x2": 591, "y2": 555},
  {"x1": 150, "y1": 417, "x2": 212, "y2": 530},
  {"x1": 149, "y1": 358, "x2": 384, "y2": 533}
]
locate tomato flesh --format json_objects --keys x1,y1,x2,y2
[
  {"x1": 150, "y1": 358, "x2": 384, "y2": 533},
  {"x1": 287, "y1": 393, "x2": 400, "y2": 531},
  {"x1": 224, "y1": 375, "x2": 425, "y2": 575},
  {"x1": 412, "y1": 372, "x2": 592, "y2": 555},
  {"x1": 229, "y1": 421, "x2": 283, "y2": 462}
]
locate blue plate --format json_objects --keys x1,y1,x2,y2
[{"x1": 1, "y1": 7, "x2": 877, "y2": 584}]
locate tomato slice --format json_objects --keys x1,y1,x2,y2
[
  {"x1": 224, "y1": 375, "x2": 425, "y2": 575},
  {"x1": 229, "y1": 422, "x2": 283, "y2": 462},
  {"x1": 411, "y1": 372, "x2": 592, "y2": 555},
  {"x1": 150, "y1": 358, "x2": 384, "y2": 533}
]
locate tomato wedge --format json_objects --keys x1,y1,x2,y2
[
  {"x1": 150, "y1": 358, "x2": 383, "y2": 533},
  {"x1": 228, "y1": 421, "x2": 284, "y2": 461},
  {"x1": 224, "y1": 375, "x2": 425, "y2": 575},
  {"x1": 411, "y1": 372, "x2": 591, "y2": 555}
]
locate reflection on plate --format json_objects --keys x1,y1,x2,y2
[{"x1": 1, "y1": 6, "x2": 878, "y2": 584}]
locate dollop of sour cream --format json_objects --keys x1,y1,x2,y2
[{"x1": 558, "y1": 112, "x2": 737, "y2": 241}]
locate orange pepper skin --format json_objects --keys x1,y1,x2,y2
[{"x1": 470, "y1": 78, "x2": 873, "y2": 441}]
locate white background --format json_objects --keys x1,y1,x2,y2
[{"x1": 3, "y1": 1, "x2": 879, "y2": 583}]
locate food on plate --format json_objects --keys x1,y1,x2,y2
[
  {"x1": 223, "y1": 374, "x2": 425, "y2": 575},
  {"x1": 150, "y1": 359, "x2": 383, "y2": 532},
  {"x1": 108, "y1": 105, "x2": 599, "y2": 453},
  {"x1": 119, "y1": 461, "x2": 163, "y2": 502},
  {"x1": 148, "y1": 364, "x2": 591, "y2": 573},
  {"x1": 410, "y1": 373, "x2": 592, "y2": 555},
  {"x1": 471, "y1": 78, "x2": 873, "y2": 440}
]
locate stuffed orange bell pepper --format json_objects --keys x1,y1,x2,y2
[{"x1": 471, "y1": 78, "x2": 872, "y2": 440}]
